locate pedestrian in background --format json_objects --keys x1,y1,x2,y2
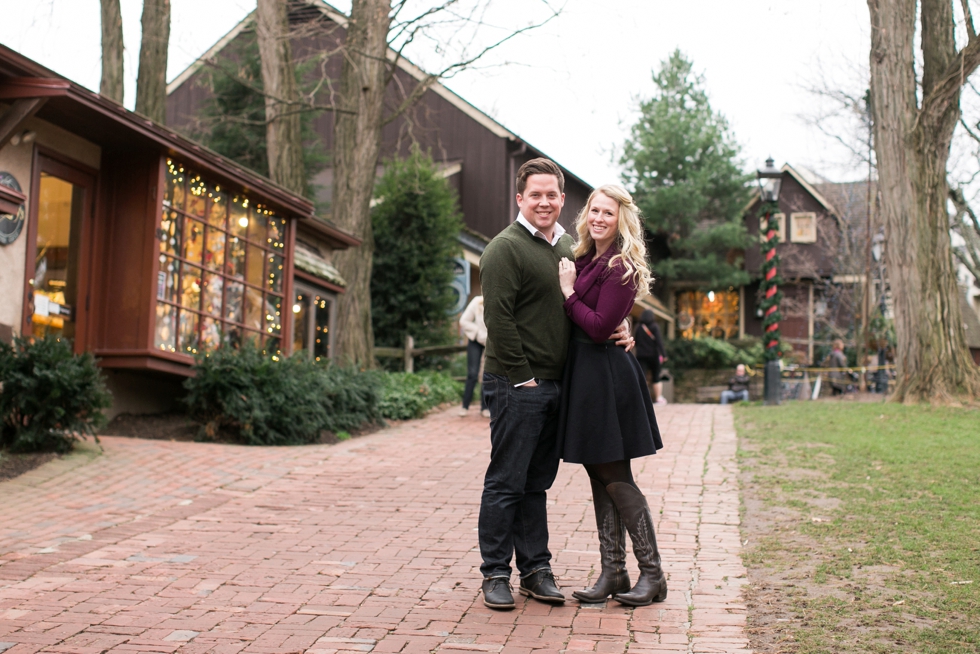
[
  {"x1": 458, "y1": 295, "x2": 489, "y2": 417},
  {"x1": 825, "y1": 339, "x2": 850, "y2": 395},
  {"x1": 633, "y1": 309, "x2": 666, "y2": 404},
  {"x1": 720, "y1": 364, "x2": 750, "y2": 404}
]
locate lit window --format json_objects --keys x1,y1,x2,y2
[
  {"x1": 155, "y1": 159, "x2": 287, "y2": 356},
  {"x1": 675, "y1": 290, "x2": 740, "y2": 340},
  {"x1": 291, "y1": 283, "x2": 333, "y2": 360}
]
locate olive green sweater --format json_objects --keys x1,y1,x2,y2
[{"x1": 480, "y1": 221, "x2": 574, "y2": 383}]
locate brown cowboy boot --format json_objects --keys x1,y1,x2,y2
[
  {"x1": 606, "y1": 482, "x2": 667, "y2": 606},
  {"x1": 573, "y1": 478, "x2": 631, "y2": 602}
]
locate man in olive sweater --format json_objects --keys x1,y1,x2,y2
[{"x1": 477, "y1": 159, "x2": 631, "y2": 609}]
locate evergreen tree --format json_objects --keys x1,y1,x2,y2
[
  {"x1": 371, "y1": 147, "x2": 463, "y2": 349},
  {"x1": 621, "y1": 50, "x2": 752, "y2": 290},
  {"x1": 195, "y1": 30, "x2": 326, "y2": 201}
]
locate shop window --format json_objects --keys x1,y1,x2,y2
[
  {"x1": 155, "y1": 159, "x2": 286, "y2": 355},
  {"x1": 291, "y1": 283, "x2": 334, "y2": 361},
  {"x1": 790, "y1": 212, "x2": 817, "y2": 243},
  {"x1": 675, "y1": 290, "x2": 740, "y2": 340}
]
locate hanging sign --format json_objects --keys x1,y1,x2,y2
[{"x1": 0, "y1": 172, "x2": 26, "y2": 245}]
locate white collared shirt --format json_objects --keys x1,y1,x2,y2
[{"x1": 515, "y1": 213, "x2": 566, "y2": 246}]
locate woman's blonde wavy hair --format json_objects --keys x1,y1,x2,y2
[{"x1": 572, "y1": 184, "x2": 652, "y2": 300}]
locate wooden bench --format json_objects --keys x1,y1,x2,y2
[
  {"x1": 696, "y1": 381, "x2": 761, "y2": 403},
  {"x1": 695, "y1": 385, "x2": 729, "y2": 403}
]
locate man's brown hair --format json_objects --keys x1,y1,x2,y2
[{"x1": 517, "y1": 158, "x2": 565, "y2": 195}]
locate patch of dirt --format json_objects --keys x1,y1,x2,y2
[
  {"x1": 319, "y1": 421, "x2": 385, "y2": 444},
  {"x1": 815, "y1": 391, "x2": 889, "y2": 403},
  {"x1": 102, "y1": 413, "x2": 200, "y2": 441},
  {"x1": 103, "y1": 412, "x2": 388, "y2": 445},
  {"x1": 738, "y1": 438, "x2": 938, "y2": 653},
  {"x1": 0, "y1": 450, "x2": 57, "y2": 481}
]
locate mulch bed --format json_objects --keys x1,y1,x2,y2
[
  {"x1": 101, "y1": 412, "x2": 387, "y2": 445},
  {"x1": 0, "y1": 451, "x2": 57, "y2": 482}
]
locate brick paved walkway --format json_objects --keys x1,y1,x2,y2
[{"x1": 0, "y1": 405, "x2": 748, "y2": 654}]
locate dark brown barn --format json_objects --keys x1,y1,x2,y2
[{"x1": 165, "y1": 0, "x2": 595, "y2": 307}]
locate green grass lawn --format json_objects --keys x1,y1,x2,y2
[{"x1": 735, "y1": 401, "x2": 980, "y2": 653}]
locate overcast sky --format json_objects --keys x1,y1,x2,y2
[{"x1": 1, "y1": 0, "x2": 873, "y2": 186}]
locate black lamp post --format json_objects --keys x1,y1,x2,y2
[
  {"x1": 757, "y1": 157, "x2": 782, "y2": 203},
  {"x1": 872, "y1": 232, "x2": 889, "y2": 393},
  {"x1": 757, "y1": 157, "x2": 783, "y2": 405}
]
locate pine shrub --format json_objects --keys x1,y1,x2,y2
[
  {"x1": 665, "y1": 336, "x2": 764, "y2": 377},
  {"x1": 183, "y1": 344, "x2": 383, "y2": 445},
  {"x1": 378, "y1": 371, "x2": 462, "y2": 420},
  {"x1": 0, "y1": 336, "x2": 111, "y2": 453},
  {"x1": 371, "y1": 146, "x2": 464, "y2": 349}
]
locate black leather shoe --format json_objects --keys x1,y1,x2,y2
[
  {"x1": 482, "y1": 577, "x2": 515, "y2": 610},
  {"x1": 519, "y1": 569, "x2": 565, "y2": 603}
]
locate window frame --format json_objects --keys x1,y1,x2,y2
[
  {"x1": 153, "y1": 158, "x2": 289, "y2": 357},
  {"x1": 21, "y1": 149, "x2": 98, "y2": 351},
  {"x1": 291, "y1": 280, "x2": 337, "y2": 362},
  {"x1": 789, "y1": 212, "x2": 818, "y2": 243}
]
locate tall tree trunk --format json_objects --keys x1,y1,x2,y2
[
  {"x1": 135, "y1": 0, "x2": 171, "y2": 123},
  {"x1": 330, "y1": 0, "x2": 391, "y2": 366},
  {"x1": 99, "y1": 0, "x2": 124, "y2": 103},
  {"x1": 867, "y1": 0, "x2": 980, "y2": 402},
  {"x1": 256, "y1": 0, "x2": 306, "y2": 195}
]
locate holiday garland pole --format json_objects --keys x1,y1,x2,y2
[{"x1": 758, "y1": 201, "x2": 783, "y2": 361}]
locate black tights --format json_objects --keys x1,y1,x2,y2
[{"x1": 584, "y1": 460, "x2": 638, "y2": 490}]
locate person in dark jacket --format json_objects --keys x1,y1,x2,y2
[
  {"x1": 634, "y1": 309, "x2": 666, "y2": 404},
  {"x1": 720, "y1": 364, "x2": 750, "y2": 404},
  {"x1": 557, "y1": 184, "x2": 666, "y2": 607}
]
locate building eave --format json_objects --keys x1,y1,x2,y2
[
  {"x1": 742, "y1": 163, "x2": 842, "y2": 223},
  {"x1": 0, "y1": 45, "x2": 316, "y2": 219}
]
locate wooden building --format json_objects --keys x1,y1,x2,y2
[
  {"x1": 164, "y1": 0, "x2": 597, "y2": 311},
  {"x1": 0, "y1": 45, "x2": 358, "y2": 414},
  {"x1": 668, "y1": 164, "x2": 849, "y2": 363}
]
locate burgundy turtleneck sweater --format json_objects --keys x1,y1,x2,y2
[{"x1": 563, "y1": 246, "x2": 637, "y2": 343}]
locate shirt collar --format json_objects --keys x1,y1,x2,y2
[{"x1": 515, "y1": 213, "x2": 566, "y2": 246}]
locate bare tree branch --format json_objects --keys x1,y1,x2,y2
[
  {"x1": 382, "y1": 5, "x2": 561, "y2": 126},
  {"x1": 962, "y1": 0, "x2": 976, "y2": 40},
  {"x1": 920, "y1": 29, "x2": 980, "y2": 123}
]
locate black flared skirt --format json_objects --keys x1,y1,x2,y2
[{"x1": 557, "y1": 328, "x2": 663, "y2": 464}]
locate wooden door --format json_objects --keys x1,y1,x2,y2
[{"x1": 23, "y1": 153, "x2": 96, "y2": 349}]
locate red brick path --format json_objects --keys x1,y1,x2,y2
[{"x1": 0, "y1": 405, "x2": 748, "y2": 653}]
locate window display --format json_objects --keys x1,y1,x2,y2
[
  {"x1": 291, "y1": 284, "x2": 333, "y2": 361},
  {"x1": 155, "y1": 160, "x2": 286, "y2": 355},
  {"x1": 675, "y1": 290, "x2": 740, "y2": 340}
]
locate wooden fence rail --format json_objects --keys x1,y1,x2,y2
[{"x1": 374, "y1": 335, "x2": 467, "y2": 373}]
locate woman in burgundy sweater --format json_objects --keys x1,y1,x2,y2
[{"x1": 557, "y1": 184, "x2": 665, "y2": 606}]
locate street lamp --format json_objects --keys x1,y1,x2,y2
[
  {"x1": 871, "y1": 232, "x2": 888, "y2": 393},
  {"x1": 757, "y1": 157, "x2": 783, "y2": 405},
  {"x1": 757, "y1": 156, "x2": 782, "y2": 203}
]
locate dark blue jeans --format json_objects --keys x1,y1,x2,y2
[
  {"x1": 478, "y1": 372, "x2": 561, "y2": 579},
  {"x1": 461, "y1": 339, "x2": 487, "y2": 410}
]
